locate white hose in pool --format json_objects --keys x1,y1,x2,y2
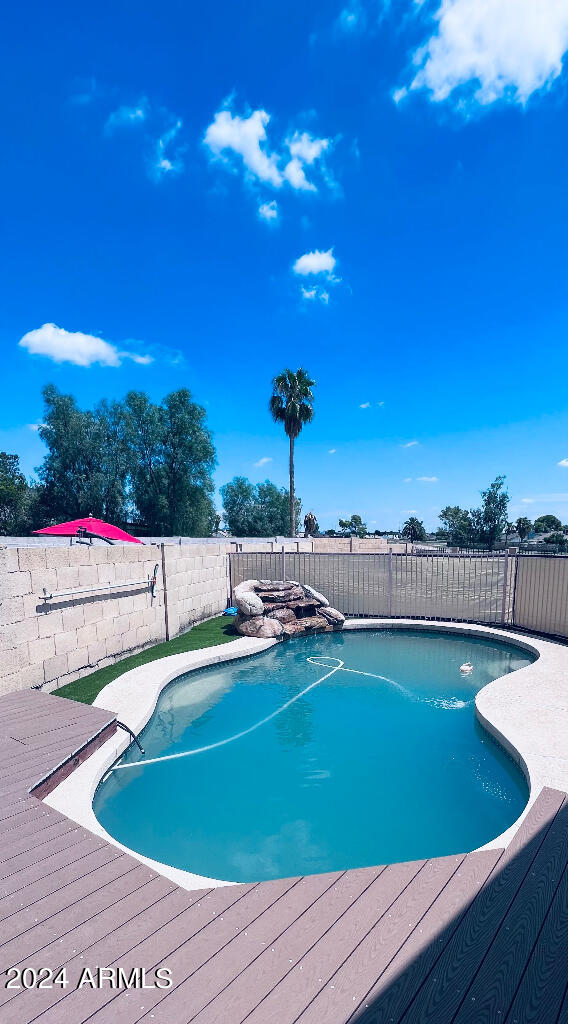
[
  {"x1": 108, "y1": 655, "x2": 404, "y2": 774},
  {"x1": 109, "y1": 656, "x2": 345, "y2": 773}
]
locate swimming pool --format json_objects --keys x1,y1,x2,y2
[{"x1": 93, "y1": 629, "x2": 533, "y2": 883}]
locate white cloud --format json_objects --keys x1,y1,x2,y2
[
  {"x1": 283, "y1": 157, "x2": 317, "y2": 192},
  {"x1": 288, "y1": 131, "x2": 329, "y2": 164},
  {"x1": 338, "y1": 1, "x2": 366, "y2": 32},
  {"x1": 150, "y1": 119, "x2": 185, "y2": 181},
  {"x1": 293, "y1": 248, "x2": 336, "y2": 277},
  {"x1": 301, "y1": 285, "x2": 330, "y2": 305},
  {"x1": 417, "y1": 476, "x2": 438, "y2": 482},
  {"x1": 254, "y1": 456, "x2": 273, "y2": 467},
  {"x1": 329, "y1": 448, "x2": 337, "y2": 454},
  {"x1": 521, "y1": 498, "x2": 535, "y2": 504},
  {"x1": 401, "y1": 509, "x2": 418, "y2": 515},
  {"x1": 18, "y1": 324, "x2": 153, "y2": 368},
  {"x1": 105, "y1": 101, "x2": 147, "y2": 134},
  {"x1": 27, "y1": 422, "x2": 46, "y2": 432},
  {"x1": 402, "y1": 0, "x2": 568, "y2": 109},
  {"x1": 401, "y1": 440, "x2": 418, "y2": 448},
  {"x1": 204, "y1": 104, "x2": 333, "y2": 196},
  {"x1": 404, "y1": 477, "x2": 412, "y2": 482},
  {"x1": 335, "y1": 0, "x2": 389, "y2": 35},
  {"x1": 359, "y1": 402, "x2": 371, "y2": 409},
  {"x1": 258, "y1": 200, "x2": 279, "y2": 222},
  {"x1": 377, "y1": 400, "x2": 385, "y2": 406},
  {"x1": 558, "y1": 459, "x2": 568, "y2": 467},
  {"x1": 283, "y1": 131, "x2": 332, "y2": 191},
  {"x1": 102, "y1": 97, "x2": 185, "y2": 184},
  {"x1": 204, "y1": 108, "x2": 282, "y2": 186}
]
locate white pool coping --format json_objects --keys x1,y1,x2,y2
[{"x1": 45, "y1": 619, "x2": 568, "y2": 890}]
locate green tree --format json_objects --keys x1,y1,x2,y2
[
  {"x1": 534, "y1": 514, "x2": 562, "y2": 534},
  {"x1": 439, "y1": 506, "x2": 474, "y2": 547},
  {"x1": 124, "y1": 389, "x2": 216, "y2": 535},
  {"x1": 515, "y1": 517, "x2": 532, "y2": 542},
  {"x1": 220, "y1": 477, "x2": 300, "y2": 536},
  {"x1": 544, "y1": 532, "x2": 567, "y2": 548},
  {"x1": 503, "y1": 521, "x2": 515, "y2": 546},
  {"x1": 269, "y1": 368, "x2": 315, "y2": 537},
  {"x1": 475, "y1": 476, "x2": 509, "y2": 549},
  {"x1": 401, "y1": 517, "x2": 426, "y2": 542},
  {"x1": 36, "y1": 384, "x2": 114, "y2": 522},
  {"x1": 0, "y1": 453, "x2": 32, "y2": 534},
  {"x1": 338, "y1": 514, "x2": 367, "y2": 538},
  {"x1": 34, "y1": 384, "x2": 216, "y2": 536}
]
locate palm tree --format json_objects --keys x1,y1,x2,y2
[{"x1": 269, "y1": 368, "x2": 315, "y2": 537}]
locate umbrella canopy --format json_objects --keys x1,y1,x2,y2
[{"x1": 33, "y1": 515, "x2": 143, "y2": 544}]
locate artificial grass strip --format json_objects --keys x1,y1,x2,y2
[{"x1": 54, "y1": 615, "x2": 237, "y2": 705}]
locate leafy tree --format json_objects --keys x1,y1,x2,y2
[
  {"x1": 544, "y1": 532, "x2": 567, "y2": 549},
  {"x1": 503, "y1": 521, "x2": 515, "y2": 546},
  {"x1": 269, "y1": 368, "x2": 315, "y2": 537},
  {"x1": 34, "y1": 384, "x2": 216, "y2": 536},
  {"x1": 220, "y1": 477, "x2": 300, "y2": 536},
  {"x1": 0, "y1": 453, "x2": 32, "y2": 534},
  {"x1": 401, "y1": 517, "x2": 426, "y2": 542},
  {"x1": 476, "y1": 476, "x2": 509, "y2": 549},
  {"x1": 515, "y1": 517, "x2": 532, "y2": 542},
  {"x1": 124, "y1": 389, "x2": 216, "y2": 535},
  {"x1": 338, "y1": 514, "x2": 367, "y2": 538},
  {"x1": 439, "y1": 478, "x2": 509, "y2": 549},
  {"x1": 36, "y1": 385, "x2": 114, "y2": 522},
  {"x1": 439, "y1": 506, "x2": 474, "y2": 547},
  {"x1": 534, "y1": 514, "x2": 562, "y2": 534}
]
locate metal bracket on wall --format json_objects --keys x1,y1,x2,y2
[{"x1": 40, "y1": 564, "x2": 159, "y2": 604}]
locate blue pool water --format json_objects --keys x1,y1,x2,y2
[{"x1": 93, "y1": 629, "x2": 532, "y2": 882}]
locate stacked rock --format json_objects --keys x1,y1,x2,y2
[{"x1": 233, "y1": 579, "x2": 345, "y2": 639}]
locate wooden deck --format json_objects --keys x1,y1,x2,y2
[{"x1": 0, "y1": 689, "x2": 566, "y2": 1024}]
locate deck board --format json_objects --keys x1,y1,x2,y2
[
  {"x1": 295, "y1": 854, "x2": 465, "y2": 1024},
  {"x1": 393, "y1": 788, "x2": 566, "y2": 1024},
  {"x1": 0, "y1": 689, "x2": 566, "y2": 1024},
  {"x1": 504, "y1": 856, "x2": 568, "y2": 1024},
  {"x1": 452, "y1": 796, "x2": 568, "y2": 1023}
]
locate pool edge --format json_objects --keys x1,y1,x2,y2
[{"x1": 44, "y1": 620, "x2": 568, "y2": 889}]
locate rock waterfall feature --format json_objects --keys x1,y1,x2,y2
[{"x1": 233, "y1": 579, "x2": 345, "y2": 639}]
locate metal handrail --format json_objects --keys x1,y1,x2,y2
[
  {"x1": 115, "y1": 721, "x2": 145, "y2": 754},
  {"x1": 41, "y1": 564, "x2": 159, "y2": 603}
]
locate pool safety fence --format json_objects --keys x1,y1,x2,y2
[{"x1": 228, "y1": 550, "x2": 568, "y2": 636}]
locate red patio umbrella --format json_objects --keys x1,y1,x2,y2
[{"x1": 33, "y1": 515, "x2": 144, "y2": 544}]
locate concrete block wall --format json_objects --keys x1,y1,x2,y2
[
  {"x1": 0, "y1": 542, "x2": 230, "y2": 696},
  {"x1": 163, "y1": 544, "x2": 229, "y2": 638},
  {"x1": 0, "y1": 536, "x2": 411, "y2": 696},
  {"x1": 312, "y1": 537, "x2": 407, "y2": 553}
]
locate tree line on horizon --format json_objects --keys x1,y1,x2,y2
[{"x1": 1, "y1": 378, "x2": 566, "y2": 545}]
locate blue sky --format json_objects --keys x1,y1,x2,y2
[{"x1": 3, "y1": 0, "x2": 568, "y2": 531}]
